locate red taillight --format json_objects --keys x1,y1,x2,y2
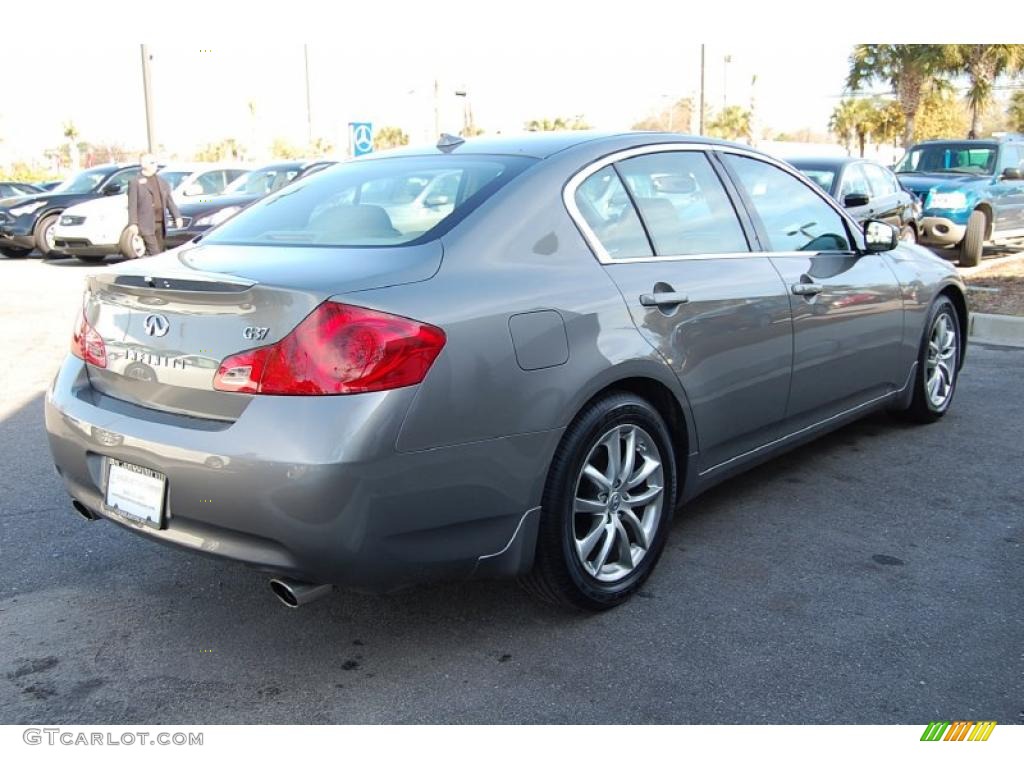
[
  {"x1": 70, "y1": 309, "x2": 107, "y2": 368},
  {"x1": 213, "y1": 302, "x2": 446, "y2": 396}
]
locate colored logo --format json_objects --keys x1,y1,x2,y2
[
  {"x1": 350, "y1": 122, "x2": 373, "y2": 156},
  {"x1": 144, "y1": 314, "x2": 169, "y2": 337},
  {"x1": 920, "y1": 721, "x2": 996, "y2": 741}
]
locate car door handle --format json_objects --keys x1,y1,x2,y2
[
  {"x1": 791, "y1": 283, "x2": 823, "y2": 296},
  {"x1": 640, "y1": 291, "x2": 689, "y2": 307}
]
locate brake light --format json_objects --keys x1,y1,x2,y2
[
  {"x1": 70, "y1": 309, "x2": 107, "y2": 368},
  {"x1": 213, "y1": 302, "x2": 446, "y2": 396}
]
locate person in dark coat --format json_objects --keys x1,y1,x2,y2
[{"x1": 127, "y1": 153, "x2": 183, "y2": 257}]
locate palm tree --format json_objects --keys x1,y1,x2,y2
[
  {"x1": 374, "y1": 126, "x2": 409, "y2": 150},
  {"x1": 847, "y1": 44, "x2": 948, "y2": 148},
  {"x1": 1009, "y1": 91, "x2": 1024, "y2": 133},
  {"x1": 707, "y1": 105, "x2": 752, "y2": 143},
  {"x1": 63, "y1": 120, "x2": 80, "y2": 170},
  {"x1": 941, "y1": 45, "x2": 1024, "y2": 137},
  {"x1": 829, "y1": 98, "x2": 881, "y2": 157},
  {"x1": 525, "y1": 116, "x2": 591, "y2": 132}
]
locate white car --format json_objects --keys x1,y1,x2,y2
[{"x1": 52, "y1": 163, "x2": 249, "y2": 262}]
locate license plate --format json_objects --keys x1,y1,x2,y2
[{"x1": 104, "y1": 459, "x2": 167, "y2": 528}]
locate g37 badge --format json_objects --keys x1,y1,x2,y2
[{"x1": 243, "y1": 326, "x2": 270, "y2": 341}]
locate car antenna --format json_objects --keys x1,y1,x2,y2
[{"x1": 437, "y1": 133, "x2": 465, "y2": 153}]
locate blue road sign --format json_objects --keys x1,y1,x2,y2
[{"x1": 350, "y1": 122, "x2": 373, "y2": 156}]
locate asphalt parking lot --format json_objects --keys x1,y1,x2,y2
[{"x1": 1, "y1": 255, "x2": 1021, "y2": 725}]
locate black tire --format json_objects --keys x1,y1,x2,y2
[
  {"x1": 33, "y1": 213, "x2": 60, "y2": 257},
  {"x1": 118, "y1": 226, "x2": 145, "y2": 259},
  {"x1": 0, "y1": 246, "x2": 31, "y2": 259},
  {"x1": 520, "y1": 392, "x2": 678, "y2": 610},
  {"x1": 958, "y1": 210, "x2": 985, "y2": 267},
  {"x1": 896, "y1": 296, "x2": 962, "y2": 424},
  {"x1": 899, "y1": 225, "x2": 917, "y2": 244},
  {"x1": 74, "y1": 255, "x2": 106, "y2": 264}
]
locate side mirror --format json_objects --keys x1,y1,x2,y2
[
  {"x1": 1001, "y1": 167, "x2": 1023, "y2": 181},
  {"x1": 102, "y1": 184, "x2": 124, "y2": 196},
  {"x1": 183, "y1": 183, "x2": 204, "y2": 196},
  {"x1": 843, "y1": 192, "x2": 870, "y2": 208},
  {"x1": 864, "y1": 220, "x2": 899, "y2": 253}
]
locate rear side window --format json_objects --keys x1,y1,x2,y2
[
  {"x1": 573, "y1": 167, "x2": 653, "y2": 260},
  {"x1": 615, "y1": 151, "x2": 748, "y2": 256},
  {"x1": 204, "y1": 155, "x2": 534, "y2": 247},
  {"x1": 724, "y1": 154, "x2": 851, "y2": 252}
]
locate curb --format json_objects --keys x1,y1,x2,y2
[{"x1": 969, "y1": 312, "x2": 1024, "y2": 348}]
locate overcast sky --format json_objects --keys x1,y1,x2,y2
[
  {"x1": 2, "y1": 0, "x2": 1000, "y2": 164},
  {"x1": 0, "y1": 36, "x2": 856, "y2": 161}
]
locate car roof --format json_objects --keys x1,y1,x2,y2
[
  {"x1": 359, "y1": 131, "x2": 760, "y2": 161},
  {"x1": 786, "y1": 157, "x2": 861, "y2": 171}
]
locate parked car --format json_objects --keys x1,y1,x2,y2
[
  {"x1": 895, "y1": 133, "x2": 1024, "y2": 266},
  {"x1": 0, "y1": 182, "x2": 45, "y2": 198},
  {"x1": 164, "y1": 160, "x2": 335, "y2": 249},
  {"x1": 0, "y1": 164, "x2": 140, "y2": 258},
  {"x1": 787, "y1": 156, "x2": 921, "y2": 242},
  {"x1": 53, "y1": 163, "x2": 249, "y2": 262},
  {"x1": 45, "y1": 133, "x2": 966, "y2": 611}
]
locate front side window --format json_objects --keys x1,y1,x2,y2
[
  {"x1": 724, "y1": 154, "x2": 851, "y2": 252},
  {"x1": 204, "y1": 154, "x2": 532, "y2": 248},
  {"x1": 573, "y1": 167, "x2": 652, "y2": 260},
  {"x1": 158, "y1": 171, "x2": 192, "y2": 190},
  {"x1": 102, "y1": 168, "x2": 139, "y2": 193},
  {"x1": 614, "y1": 151, "x2": 749, "y2": 256},
  {"x1": 839, "y1": 164, "x2": 871, "y2": 201}
]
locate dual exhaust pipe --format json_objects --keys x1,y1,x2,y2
[{"x1": 73, "y1": 501, "x2": 331, "y2": 609}]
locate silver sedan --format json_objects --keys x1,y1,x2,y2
[{"x1": 45, "y1": 132, "x2": 967, "y2": 610}]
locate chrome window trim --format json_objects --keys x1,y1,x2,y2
[{"x1": 563, "y1": 142, "x2": 864, "y2": 265}]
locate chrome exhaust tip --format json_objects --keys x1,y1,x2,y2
[
  {"x1": 72, "y1": 500, "x2": 99, "y2": 521},
  {"x1": 268, "y1": 577, "x2": 333, "y2": 608}
]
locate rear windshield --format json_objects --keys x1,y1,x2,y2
[{"x1": 202, "y1": 154, "x2": 534, "y2": 247}]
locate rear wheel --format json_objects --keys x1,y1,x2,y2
[
  {"x1": 0, "y1": 246, "x2": 31, "y2": 259},
  {"x1": 958, "y1": 210, "x2": 985, "y2": 267},
  {"x1": 896, "y1": 295, "x2": 961, "y2": 423},
  {"x1": 118, "y1": 226, "x2": 146, "y2": 259},
  {"x1": 33, "y1": 213, "x2": 60, "y2": 257},
  {"x1": 520, "y1": 392, "x2": 677, "y2": 610}
]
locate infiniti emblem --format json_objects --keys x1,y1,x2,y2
[{"x1": 144, "y1": 314, "x2": 170, "y2": 337}]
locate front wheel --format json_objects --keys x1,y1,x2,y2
[
  {"x1": 118, "y1": 226, "x2": 146, "y2": 259},
  {"x1": 0, "y1": 246, "x2": 31, "y2": 259},
  {"x1": 958, "y1": 210, "x2": 985, "y2": 267},
  {"x1": 896, "y1": 296, "x2": 962, "y2": 423},
  {"x1": 520, "y1": 392, "x2": 677, "y2": 610},
  {"x1": 33, "y1": 213, "x2": 60, "y2": 257}
]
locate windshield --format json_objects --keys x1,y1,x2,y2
[
  {"x1": 203, "y1": 154, "x2": 534, "y2": 248},
  {"x1": 223, "y1": 168, "x2": 300, "y2": 196},
  {"x1": 158, "y1": 171, "x2": 192, "y2": 190},
  {"x1": 52, "y1": 168, "x2": 111, "y2": 194},
  {"x1": 896, "y1": 144, "x2": 997, "y2": 175}
]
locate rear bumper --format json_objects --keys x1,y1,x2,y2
[
  {"x1": 918, "y1": 216, "x2": 967, "y2": 246},
  {"x1": 44, "y1": 356, "x2": 555, "y2": 590}
]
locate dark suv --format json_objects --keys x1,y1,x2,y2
[
  {"x1": 0, "y1": 164, "x2": 140, "y2": 258},
  {"x1": 896, "y1": 134, "x2": 1024, "y2": 266}
]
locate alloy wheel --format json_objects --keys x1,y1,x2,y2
[
  {"x1": 572, "y1": 424, "x2": 664, "y2": 582},
  {"x1": 925, "y1": 313, "x2": 957, "y2": 409}
]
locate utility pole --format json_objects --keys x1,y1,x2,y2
[
  {"x1": 140, "y1": 45, "x2": 156, "y2": 153},
  {"x1": 698, "y1": 44, "x2": 706, "y2": 136},
  {"x1": 433, "y1": 79, "x2": 440, "y2": 140},
  {"x1": 304, "y1": 45, "x2": 313, "y2": 147}
]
